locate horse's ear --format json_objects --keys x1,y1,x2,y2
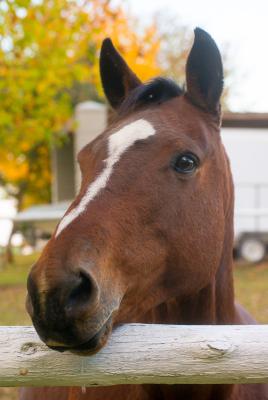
[
  {"x1": 100, "y1": 38, "x2": 142, "y2": 109},
  {"x1": 186, "y1": 28, "x2": 223, "y2": 113}
]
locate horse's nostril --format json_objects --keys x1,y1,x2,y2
[{"x1": 65, "y1": 271, "x2": 96, "y2": 315}]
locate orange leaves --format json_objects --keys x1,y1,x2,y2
[
  {"x1": 0, "y1": 0, "x2": 162, "y2": 207},
  {"x1": 91, "y1": 5, "x2": 162, "y2": 87},
  {"x1": 0, "y1": 151, "x2": 29, "y2": 182}
]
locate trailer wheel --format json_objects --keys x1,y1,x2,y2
[{"x1": 238, "y1": 237, "x2": 266, "y2": 263}]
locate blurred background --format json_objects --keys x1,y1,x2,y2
[{"x1": 0, "y1": 0, "x2": 268, "y2": 398}]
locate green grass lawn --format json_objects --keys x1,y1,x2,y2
[
  {"x1": 234, "y1": 261, "x2": 268, "y2": 323},
  {"x1": 0, "y1": 255, "x2": 267, "y2": 400},
  {"x1": 0, "y1": 253, "x2": 36, "y2": 326},
  {"x1": 0, "y1": 253, "x2": 35, "y2": 286}
]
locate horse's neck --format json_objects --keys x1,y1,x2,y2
[
  {"x1": 138, "y1": 226, "x2": 236, "y2": 400},
  {"x1": 141, "y1": 250, "x2": 235, "y2": 326}
]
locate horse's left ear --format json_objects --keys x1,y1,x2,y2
[
  {"x1": 100, "y1": 38, "x2": 142, "y2": 109},
  {"x1": 186, "y1": 28, "x2": 223, "y2": 114}
]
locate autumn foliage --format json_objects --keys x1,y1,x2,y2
[
  {"x1": 0, "y1": 0, "x2": 162, "y2": 208},
  {"x1": 0, "y1": 0, "x2": 232, "y2": 212}
]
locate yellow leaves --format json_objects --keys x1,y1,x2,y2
[
  {"x1": 0, "y1": 151, "x2": 29, "y2": 181},
  {"x1": 96, "y1": 6, "x2": 161, "y2": 82},
  {"x1": 0, "y1": 142, "x2": 51, "y2": 208},
  {"x1": 0, "y1": 0, "x2": 163, "y2": 206},
  {"x1": 88, "y1": 4, "x2": 162, "y2": 95}
]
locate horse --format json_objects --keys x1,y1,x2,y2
[{"x1": 20, "y1": 28, "x2": 268, "y2": 400}]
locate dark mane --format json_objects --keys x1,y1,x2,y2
[{"x1": 118, "y1": 77, "x2": 183, "y2": 116}]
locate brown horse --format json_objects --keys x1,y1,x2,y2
[{"x1": 21, "y1": 28, "x2": 268, "y2": 400}]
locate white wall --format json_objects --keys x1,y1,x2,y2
[
  {"x1": 74, "y1": 101, "x2": 107, "y2": 191},
  {"x1": 221, "y1": 127, "x2": 268, "y2": 236}
]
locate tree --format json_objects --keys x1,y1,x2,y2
[
  {"x1": 0, "y1": 1, "x2": 232, "y2": 215},
  {"x1": 0, "y1": 0, "x2": 161, "y2": 211}
]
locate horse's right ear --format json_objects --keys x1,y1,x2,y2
[{"x1": 100, "y1": 38, "x2": 142, "y2": 109}]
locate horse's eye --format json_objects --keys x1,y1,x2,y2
[{"x1": 172, "y1": 153, "x2": 199, "y2": 174}]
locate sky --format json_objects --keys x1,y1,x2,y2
[{"x1": 121, "y1": 0, "x2": 268, "y2": 112}]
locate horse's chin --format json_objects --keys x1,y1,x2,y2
[
  {"x1": 48, "y1": 316, "x2": 113, "y2": 356},
  {"x1": 71, "y1": 317, "x2": 113, "y2": 356}
]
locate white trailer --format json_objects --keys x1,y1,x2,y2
[{"x1": 222, "y1": 123, "x2": 268, "y2": 263}]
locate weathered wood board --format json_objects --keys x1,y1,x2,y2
[{"x1": 0, "y1": 324, "x2": 268, "y2": 386}]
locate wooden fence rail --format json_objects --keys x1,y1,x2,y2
[{"x1": 0, "y1": 324, "x2": 268, "y2": 387}]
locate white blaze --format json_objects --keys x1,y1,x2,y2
[{"x1": 55, "y1": 119, "x2": 155, "y2": 237}]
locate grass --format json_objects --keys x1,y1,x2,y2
[
  {"x1": 234, "y1": 260, "x2": 268, "y2": 323},
  {"x1": 0, "y1": 255, "x2": 267, "y2": 399},
  {"x1": 0, "y1": 254, "x2": 36, "y2": 326},
  {"x1": 0, "y1": 253, "x2": 36, "y2": 286}
]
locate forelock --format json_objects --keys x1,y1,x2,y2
[{"x1": 118, "y1": 77, "x2": 184, "y2": 116}]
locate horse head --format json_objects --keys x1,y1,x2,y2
[{"x1": 26, "y1": 28, "x2": 235, "y2": 355}]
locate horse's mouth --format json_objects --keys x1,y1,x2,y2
[{"x1": 48, "y1": 316, "x2": 113, "y2": 356}]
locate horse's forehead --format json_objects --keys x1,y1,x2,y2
[
  {"x1": 87, "y1": 97, "x2": 211, "y2": 158},
  {"x1": 55, "y1": 118, "x2": 156, "y2": 237},
  {"x1": 107, "y1": 118, "x2": 156, "y2": 156},
  {"x1": 114, "y1": 97, "x2": 213, "y2": 141}
]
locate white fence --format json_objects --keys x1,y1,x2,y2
[{"x1": 0, "y1": 324, "x2": 268, "y2": 387}]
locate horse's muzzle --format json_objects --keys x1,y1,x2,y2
[{"x1": 26, "y1": 264, "x2": 118, "y2": 354}]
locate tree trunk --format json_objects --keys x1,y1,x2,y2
[
  {"x1": 5, "y1": 226, "x2": 15, "y2": 264},
  {"x1": 4, "y1": 190, "x2": 24, "y2": 265}
]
